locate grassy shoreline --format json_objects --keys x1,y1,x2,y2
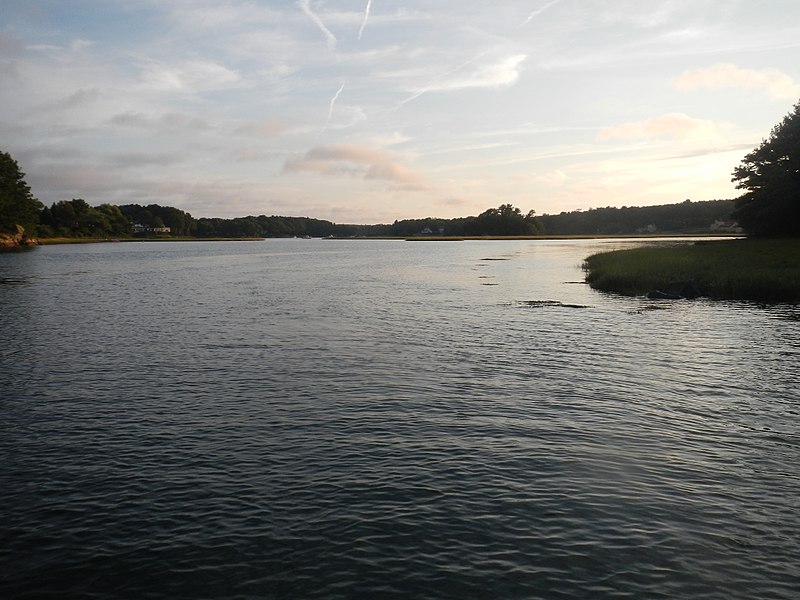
[{"x1": 584, "y1": 238, "x2": 800, "y2": 302}]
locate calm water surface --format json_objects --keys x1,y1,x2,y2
[{"x1": 1, "y1": 239, "x2": 799, "y2": 599}]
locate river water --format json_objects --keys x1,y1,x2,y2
[{"x1": 1, "y1": 238, "x2": 799, "y2": 599}]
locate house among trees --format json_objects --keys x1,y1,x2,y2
[{"x1": 132, "y1": 223, "x2": 171, "y2": 234}]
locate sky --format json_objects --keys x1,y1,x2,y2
[{"x1": 2, "y1": 1, "x2": 800, "y2": 223}]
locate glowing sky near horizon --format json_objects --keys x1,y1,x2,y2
[{"x1": 2, "y1": 1, "x2": 799, "y2": 222}]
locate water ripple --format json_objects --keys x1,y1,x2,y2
[{"x1": 1, "y1": 239, "x2": 798, "y2": 599}]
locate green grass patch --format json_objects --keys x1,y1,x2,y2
[{"x1": 584, "y1": 238, "x2": 800, "y2": 302}]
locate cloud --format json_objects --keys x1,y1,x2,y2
[
  {"x1": 399, "y1": 53, "x2": 526, "y2": 106},
  {"x1": 449, "y1": 54, "x2": 527, "y2": 90},
  {"x1": 70, "y1": 39, "x2": 94, "y2": 52},
  {"x1": 109, "y1": 111, "x2": 212, "y2": 132},
  {"x1": 234, "y1": 119, "x2": 292, "y2": 137},
  {"x1": 298, "y1": 0, "x2": 337, "y2": 49},
  {"x1": 139, "y1": 59, "x2": 240, "y2": 93},
  {"x1": 284, "y1": 144, "x2": 428, "y2": 190},
  {"x1": 328, "y1": 81, "x2": 346, "y2": 121},
  {"x1": 673, "y1": 63, "x2": 800, "y2": 100},
  {"x1": 54, "y1": 88, "x2": 102, "y2": 110},
  {"x1": 439, "y1": 196, "x2": 470, "y2": 208},
  {"x1": 1, "y1": 61, "x2": 20, "y2": 79},
  {"x1": 597, "y1": 113, "x2": 731, "y2": 142},
  {"x1": 358, "y1": 0, "x2": 372, "y2": 40},
  {"x1": 0, "y1": 32, "x2": 25, "y2": 56},
  {"x1": 522, "y1": 0, "x2": 561, "y2": 26},
  {"x1": 324, "y1": 104, "x2": 367, "y2": 131},
  {"x1": 106, "y1": 152, "x2": 182, "y2": 169}
]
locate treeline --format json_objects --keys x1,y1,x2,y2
[
  {"x1": 26, "y1": 196, "x2": 736, "y2": 240},
  {"x1": 31, "y1": 199, "x2": 544, "y2": 238},
  {"x1": 385, "y1": 204, "x2": 542, "y2": 237},
  {"x1": 538, "y1": 199, "x2": 737, "y2": 235},
  {"x1": 35, "y1": 199, "x2": 363, "y2": 239},
  {"x1": 380, "y1": 200, "x2": 735, "y2": 237}
]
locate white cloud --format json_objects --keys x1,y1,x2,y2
[
  {"x1": 358, "y1": 0, "x2": 372, "y2": 40},
  {"x1": 673, "y1": 63, "x2": 800, "y2": 100},
  {"x1": 398, "y1": 53, "x2": 527, "y2": 106},
  {"x1": 139, "y1": 59, "x2": 240, "y2": 93},
  {"x1": 597, "y1": 113, "x2": 732, "y2": 142},
  {"x1": 327, "y1": 81, "x2": 346, "y2": 121},
  {"x1": 70, "y1": 39, "x2": 94, "y2": 52},
  {"x1": 284, "y1": 144, "x2": 428, "y2": 190},
  {"x1": 447, "y1": 54, "x2": 527, "y2": 90},
  {"x1": 522, "y1": 0, "x2": 562, "y2": 26},
  {"x1": 297, "y1": 0, "x2": 337, "y2": 49}
]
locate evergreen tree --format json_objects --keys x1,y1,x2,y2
[
  {"x1": 732, "y1": 100, "x2": 800, "y2": 236},
  {"x1": 0, "y1": 150, "x2": 42, "y2": 233}
]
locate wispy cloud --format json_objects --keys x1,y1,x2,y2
[
  {"x1": 673, "y1": 63, "x2": 800, "y2": 100},
  {"x1": 521, "y1": 0, "x2": 561, "y2": 26},
  {"x1": 358, "y1": 0, "x2": 372, "y2": 40},
  {"x1": 284, "y1": 144, "x2": 428, "y2": 190},
  {"x1": 109, "y1": 111, "x2": 213, "y2": 132},
  {"x1": 597, "y1": 113, "x2": 732, "y2": 142},
  {"x1": 107, "y1": 152, "x2": 182, "y2": 169},
  {"x1": 398, "y1": 53, "x2": 526, "y2": 107},
  {"x1": 138, "y1": 59, "x2": 240, "y2": 93},
  {"x1": 328, "y1": 81, "x2": 346, "y2": 121},
  {"x1": 298, "y1": 0, "x2": 337, "y2": 49},
  {"x1": 38, "y1": 88, "x2": 102, "y2": 112},
  {"x1": 233, "y1": 119, "x2": 292, "y2": 138}
]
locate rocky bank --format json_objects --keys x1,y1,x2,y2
[{"x1": 0, "y1": 225, "x2": 38, "y2": 250}]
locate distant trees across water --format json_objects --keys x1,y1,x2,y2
[
  {"x1": 538, "y1": 199, "x2": 737, "y2": 236},
  {"x1": 6, "y1": 193, "x2": 739, "y2": 240},
  {"x1": 39, "y1": 202, "x2": 357, "y2": 239},
  {"x1": 386, "y1": 200, "x2": 736, "y2": 237}
]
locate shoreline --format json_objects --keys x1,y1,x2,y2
[
  {"x1": 37, "y1": 236, "x2": 267, "y2": 245},
  {"x1": 31, "y1": 233, "x2": 740, "y2": 245}
]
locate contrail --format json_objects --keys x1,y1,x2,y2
[
  {"x1": 358, "y1": 0, "x2": 372, "y2": 40},
  {"x1": 522, "y1": 0, "x2": 561, "y2": 25},
  {"x1": 396, "y1": 50, "x2": 489, "y2": 108},
  {"x1": 328, "y1": 81, "x2": 345, "y2": 121},
  {"x1": 298, "y1": 0, "x2": 337, "y2": 49}
]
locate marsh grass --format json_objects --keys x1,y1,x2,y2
[{"x1": 584, "y1": 238, "x2": 800, "y2": 302}]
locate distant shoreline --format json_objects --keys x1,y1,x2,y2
[
  {"x1": 36, "y1": 236, "x2": 267, "y2": 245},
  {"x1": 33, "y1": 233, "x2": 742, "y2": 245},
  {"x1": 402, "y1": 233, "x2": 739, "y2": 241}
]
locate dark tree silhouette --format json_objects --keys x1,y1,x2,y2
[
  {"x1": 732, "y1": 100, "x2": 800, "y2": 236},
  {"x1": 463, "y1": 204, "x2": 541, "y2": 236},
  {"x1": 0, "y1": 150, "x2": 42, "y2": 234}
]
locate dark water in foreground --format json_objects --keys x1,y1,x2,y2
[{"x1": 1, "y1": 239, "x2": 799, "y2": 599}]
